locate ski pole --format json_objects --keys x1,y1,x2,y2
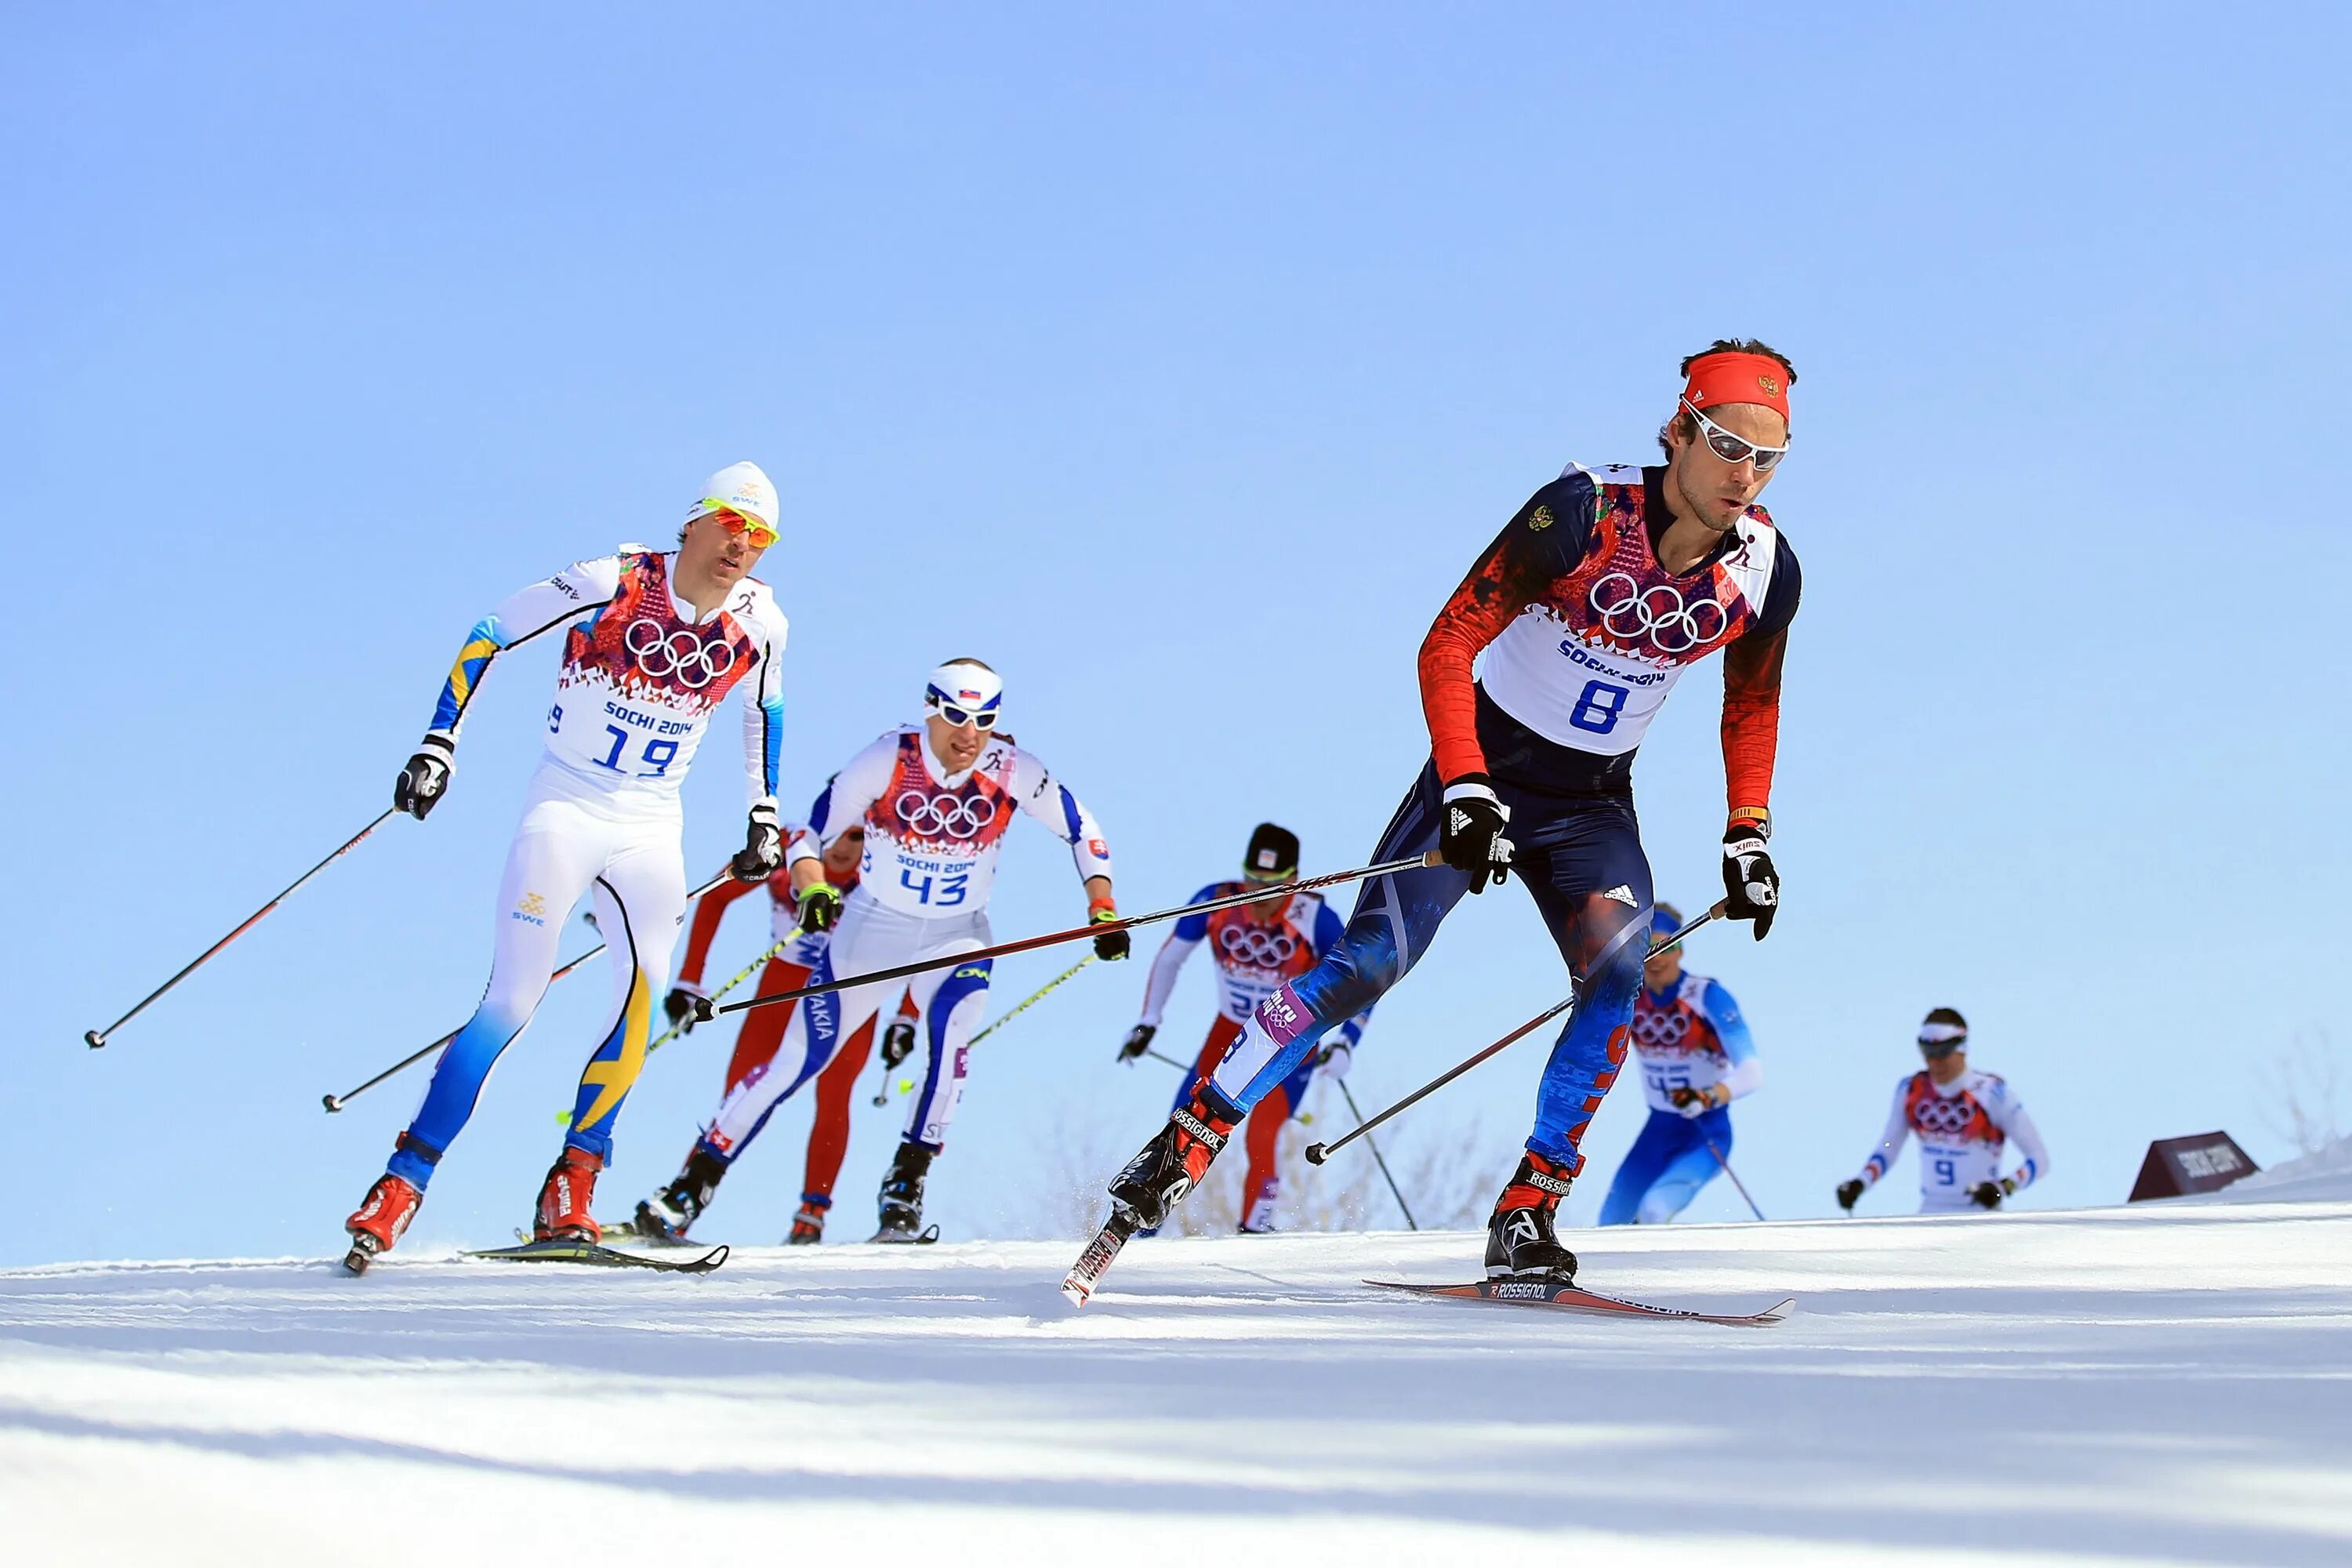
[
  {"x1": 1703, "y1": 1138, "x2": 1767, "y2": 1222},
  {"x1": 88, "y1": 806, "x2": 400, "y2": 1049},
  {"x1": 706, "y1": 850, "x2": 1444, "y2": 1023},
  {"x1": 1306, "y1": 901, "x2": 1725, "y2": 1166},
  {"x1": 322, "y1": 867, "x2": 735, "y2": 1112},
  {"x1": 1334, "y1": 1080, "x2": 1419, "y2": 1231},
  {"x1": 1145, "y1": 1047, "x2": 1195, "y2": 1073},
  {"x1": 648, "y1": 940, "x2": 789, "y2": 1059},
  {"x1": 871, "y1": 952, "x2": 1096, "y2": 1107}
]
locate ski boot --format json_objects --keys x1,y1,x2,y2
[
  {"x1": 343, "y1": 1173, "x2": 422, "y2": 1275},
  {"x1": 534, "y1": 1146, "x2": 604, "y2": 1243},
  {"x1": 873, "y1": 1142, "x2": 938, "y2": 1243},
  {"x1": 1485, "y1": 1152, "x2": 1578, "y2": 1283},
  {"x1": 787, "y1": 1197, "x2": 827, "y2": 1245},
  {"x1": 1109, "y1": 1082, "x2": 1242, "y2": 1231},
  {"x1": 636, "y1": 1146, "x2": 728, "y2": 1240},
  {"x1": 1239, "y1": 1181, "x2": 1280, "y2": 1236}
]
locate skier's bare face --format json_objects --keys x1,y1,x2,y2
[
  {"x1": 676, "y1": 510, "x2": 770, "y2": 604},
  {"x1": 926, "y1": 711, "x2": 989, "y2": 772},
  {"x1": 1642, "y1": 943, "x2": 1682, "y2": 989},
  {"x1": 1925, "y1": 1047, "x2": 1968, "y2": 1087},
  {"x1": 1666, "y1": 401, "x2": 1787, "y2": 534},
  {"x1": 821, "y1": 826, "x2": 866, "y2": 875}
]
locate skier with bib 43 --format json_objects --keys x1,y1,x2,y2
[
  {"x1": 639, "y1": 658, "x2": 1125, "y2": 1243},
  {"x1": 342, "y1": 463, "x2": 790, "y2": 1272},
  {"x1": 1072, "y1": 342, "x2": 1802, "y2": 1298}
]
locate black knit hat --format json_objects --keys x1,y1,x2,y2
[{"x1": 1243, "y1": 822, "x2": 1301, "y2": 882}]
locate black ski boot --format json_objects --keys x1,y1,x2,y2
[
  {"x1": 1109, "y1": 1082, "x2": 1243, "y2": 1230},
  {"x1": 636, "y1": 1147, "x2": 728, "y2": 1240},
  {"x1": 873, "y1": 1142, "x2": 938, "y2": 1243},
  {"x1": 1485, "y1": 1152, "x2": 1578, "y2": 1283}
]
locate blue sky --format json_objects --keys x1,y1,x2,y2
[{"x1": 7, "y1": 3, "x2": 2348, "y2": 1265}]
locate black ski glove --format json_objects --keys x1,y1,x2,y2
[
  {"x1": 663, "y1": 983, "x2": 706, "y2": 1033},
  {"x1": 797, "y1": 881, "x2": 844, "y2": 935},
  {"x1": 731, "y1": 803, "x2": 783, "y2": 883},
  {"x1": 1970, "y1": 1179, "x2": 2009, "y2": 1210},
  {"x1": 1439, "y1": 775, "x2": 1512, "y2": 890},
  {"x1": 1835, "y1": 1178, "x2": 1865, "y2": 1213},
  {"x1": 1119, "y1": 1023, "x2": 1156, "y2": 1063},
  {"x1": 1720, "y1": 819, "x2": 1779, "y2": 940},
  {"x1": 394, "y1": 731, "x2": 456, "y2": 821},
  {"x1": 1091, "y1": 906, "x2": 1130, "y2": 961},
  {"x1": 880, "y1": 1017, "x2": 917, "y2": 1069}
]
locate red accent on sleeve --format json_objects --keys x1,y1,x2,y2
[
  {"x1": 1417, "y1": 550, "x2": 1523, "y2": 783},
  {"x1": 1720, "y1": 626, "x2": 1788, "y2": 818},
  {"x1": 676, "y1": 876, "x2": 758, "y2": 986}
]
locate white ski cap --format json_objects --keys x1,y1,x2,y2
[
  {"x1": 925, "y1": 658, "x2": 1003, "y2": 715},
  {"x1": 684, "y1": 461, "x2": 780, "y2": 534}
]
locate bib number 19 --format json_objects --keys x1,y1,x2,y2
[{"x1": 1570, "y1": 679, "x2": 1630, "y2": 735}]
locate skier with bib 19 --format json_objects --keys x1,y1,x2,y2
[
  {"x1": 341, "y1": 463, "x2": 791, "y2": 1272},
  {"x1": 1117, "y1": 823, "x2": 1373, "y2": 1233},
  {"x1": 1075, "y1": 342, "x2": 1802, "y2": 1294},
  {"x1": 637, "y1": 658, "x2": 1126, "y2": 1243}
]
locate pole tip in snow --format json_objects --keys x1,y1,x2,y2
[
  {"x1": 84, "y1": 1029, "x2": 106, "y2": 1050},
  {"x1": 321, "y1": 1094, "x2": 343, "y2": 1113},
  {"x1": 1305, "y1": 1142, "x2": 1328, "y2": 1165}
]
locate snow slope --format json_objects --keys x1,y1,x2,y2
[{"x1": 5, "y1": 1201, "x2": 2349, "y2": 1567}]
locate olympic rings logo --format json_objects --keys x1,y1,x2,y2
[
  {"x1": 1588, "y1": 572, "x2": 1730, "y2": 655},
  {"x1": 1914, "y1": 1098, "x2": 1980, "y2": 1136},
  {"x1": 624, "y1": 618, "x2": 735, "y2": 688},
  {"x1": 1630, "y1": 1010, "x2": 1693, "y2": 1049},
  {"x1": 1218, "y1": 924, "x2": 1299, "y2": 967},
  {"x1": 895, "y1": 789, "x2": 1000, "y2": 840}
]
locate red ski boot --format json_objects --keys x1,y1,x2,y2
[
  {"x1": 786, "y1": 1199, "x2": 826, "y2": 1245},
  {"x1": 534, "y1": 1146, "x2": 604, "y2": 1243},
  {"x1": 343, "y1": 1174, "x2": 422, "y2": 1275}
]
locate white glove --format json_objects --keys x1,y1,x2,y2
[{"x1": 1316, "y1": 1041, "x2": 1352, "y2": 1082}]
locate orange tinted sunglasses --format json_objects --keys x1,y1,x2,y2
[{"x1": 701, "y1": 502, "x2": 779, "y2": 550}]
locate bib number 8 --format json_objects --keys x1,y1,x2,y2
[{"x1": 1570, "y1": 679, "x2": 1631, "y2": 735}]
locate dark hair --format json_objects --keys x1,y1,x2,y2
[
  {"x1": 941, "y1": 656, "x2": 996, "y2": 675},
  {"x1": 1658, "y1": 337, "x2": 1798, "y2": 456},
  {"x1": 1922, "y1": 1006, "x2": 1969, "y2": 1031}
]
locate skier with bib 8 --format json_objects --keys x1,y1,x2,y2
[
  {"x1": 638, "y1": 658, "x2": 1126, "y2": 1243},
  {"x1": 1080, "y1": 343, "x2": 1802, "y2": 1292},
  {"x1": 342, "y1": 464, "x2": 791, "y2": 1272}
]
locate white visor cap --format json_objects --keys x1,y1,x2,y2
[
  {"x1": 926, "y1": 659, "x2": 1004, "y2": 716},
  {"x1": 684, "y1": 461, "x2": 781, "y2": 535}
]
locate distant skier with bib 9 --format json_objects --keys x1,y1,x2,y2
[
  {"x1": 1597, "y1": 903, "x2": 1761, "y2": 1225},
  {"x1": 1117, "y1": 823, "x2": 1373, "y2": 1233},
  {"x1": 1076, "y1": 341, "x2": 1802, "y2": 1294},
  {"x1": 641, "y1": 658, "x2": 1126, "y2": 1243},
  {"x1": 659, "y1": 823, "x2": 920, "y2": 1243},
  {"x1": 342, "y1": 463, "x2": 791, "y2": 1272},
  {"x1": 1836, "y1": 1009, "x2": 2050, "y2": 1215}
]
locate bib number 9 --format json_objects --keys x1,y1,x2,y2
[
  {"x1": 1933, "y1": 1157, "x2": 1957, "y2": 1187},
  {"x1": 1570, "y1": 679, "x2": 1631, "y2": 735}
]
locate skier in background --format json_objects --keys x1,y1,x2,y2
[
  {"x1": 640, "y1": 658, "x2": 1127, "y2": 1242},
  {"x1": 1836, "y1": 1007, "x2": 2051, "y2": 1214},
  {"x1": 1597, "y1": 902, "x2": 1761, "y2": 1225},
  {"x1": 656, "y1": 822, "x2": 920, "y2": 1243},
  {"x1": 1117, "y1": 823, "x2": 1372, "y2": 1233},
  {"x1": 342, "y1": 463, "x2": 790, "y2": 1272},
  {"x1": 1081, "y1": 340, "x2": 1802, "y2": 1290}
]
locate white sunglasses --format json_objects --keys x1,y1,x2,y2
[{"x1": 1682, "y1": 399, "x2": 1790, "y2": 473}]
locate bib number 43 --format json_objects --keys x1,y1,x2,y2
[{"x1": 901, "y1": 867, "x2": 971, "y2": 907}]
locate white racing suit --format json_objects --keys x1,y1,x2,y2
[
  {"x1": 387, "y1": 547, "x2": 786, "y2": 1190},
  {"x1": 700, "y1": 724, "x2": 1110, "y2": 1160}
]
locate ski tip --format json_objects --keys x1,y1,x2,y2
[
  {"x1": 1759, "y1": 1297, "x2": 1797, "y2": 1320},
  {"x1": 1060, "y1": 1276, "x2": 1092, "y2": 1309}
]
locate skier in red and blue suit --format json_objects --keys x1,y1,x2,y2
[
  {"x1": 1091, "y1": 342, "x2": 1802, "y2": 1286},
  {"x1": 1597, "y1": 903, "x2": 1762, "y2": 1225},
  {"x1": 1116, "y1": 824, "x2": 1372, "y2": 1232}
]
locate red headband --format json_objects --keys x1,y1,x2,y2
[{"x1": 1682, "y1": 351, "x2": 1791, "y2": 422}]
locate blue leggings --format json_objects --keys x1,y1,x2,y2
[
  {"x1": 1207, "y1": 760, "x2": 1651, "y2": 1173},
  {"x1": 1597, "y1": 1107, "x2": 1733, "y2": 1225}
]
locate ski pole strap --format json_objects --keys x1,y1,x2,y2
[
  {"x1": 967, "y1": 953, "x2": 1094, "y2": 1048},
  {"x1": 714, "y1": 850, "x2": 1443, "y2": 1020},
  {"x1": 321, "y1": 866, "x2": 735, "y2": 1112},
  {"x1": 90, "y1": 805, "x2": 401, "y2": 1050}
]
